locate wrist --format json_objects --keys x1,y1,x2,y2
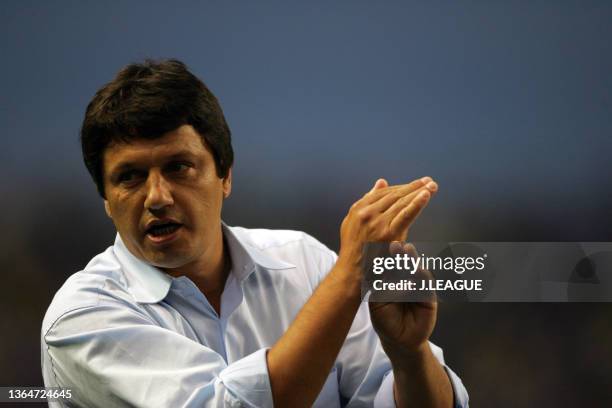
[
  {"x1": 383, "y1": 340, "x2": 430, "y2": 371},
  {"x1": 328, "y1": 254, "x2": 363, "y2": 296},
  {"x1": 337, "y1": 243, "x2": 364, "y2": 268}
]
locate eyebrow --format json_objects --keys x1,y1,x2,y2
[
  {"x1": 108, "y1": 151, "x2": 199, "y2": 177},
  {"x1": 109, "y1": 162, "x2": 137, "y2": 176}
]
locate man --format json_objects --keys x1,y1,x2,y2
[{"x1": 41, "y1": 59, "x2": 468, "y2": 407}]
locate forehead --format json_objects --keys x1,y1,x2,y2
[{"x1": 103, "y1": 125, "x2": 211, "y2": 172}]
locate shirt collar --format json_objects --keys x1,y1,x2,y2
[
  {"x1": 113, "y1": 222, "x2": 295, "y2": 304},
  {"x1": 113, "y1": 235, "x2": 173, "y2": 304},
  {"x1": 222, "y1": 222, "x2": 296, "y2": 281}
]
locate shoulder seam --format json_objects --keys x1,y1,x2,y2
[{"x1": 42, "y1": 304, "x2": 101, "y2": 339}]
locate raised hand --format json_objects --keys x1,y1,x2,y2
[
  {"x1": 369, "y1": 242, "x2": 437, "y2": 354},
  {"x1": 337, "y1": 177, "x2": 438, "y2": 269}
]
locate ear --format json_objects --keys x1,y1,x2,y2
[
  {"x1": 104, "y1": 200, "x2": 112, "y2": 218},
  {"x1": 222, "y1": 168, "x2": 232, "y2": 199}
]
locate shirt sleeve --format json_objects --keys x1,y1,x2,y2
[{"x1": 43, "y1": 303, "x2": 272, "y2": 408}]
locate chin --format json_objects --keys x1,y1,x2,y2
[{"x1": 145, "y1": 251, "x2": 191, "y2": 270}]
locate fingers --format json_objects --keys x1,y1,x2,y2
[
  {"x1": 341, "y1": 176, "x2": 438, "y2": 247},
  {"x1": 369, "y1": 178, "x2": 389, "y2": 193},
  {"x1": 363, "y1": 177, "x2": 438, "y2": 240},
  {"x1": 374, "y1": 180, "x2": 438, "y2": 214},
  {"x1": 388, "y1": 188, "x2": 432, "y2": 238},
  {"x1": 388, "y1": 241, "x2": 405, "y2": 256},
  {"x1": 382, "y1": 180, "x2": 437, "y2": 219},
  {"x1": 388, "y1": 242, "x2": 437, "y2": 304},
  {"x1": 389, "y1": 242, "x2": 434, "y2": 282},
  {"x1": 388, "y1": 242, "x2": 418, "y2": 257},
  {"x1": 363, "y1": 176, "x2": 431, "y2": 205}
]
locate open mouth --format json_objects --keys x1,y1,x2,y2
[{"x1": 146, "y1": 222, "x2": 182, "y2": 239}]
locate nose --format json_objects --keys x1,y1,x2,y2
[{"x1": 144, "y1": 171, "x2": 174, "y2": 211}]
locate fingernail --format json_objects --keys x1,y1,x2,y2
[
  {"x1": 420, "y1": 176, "x2": 432, "y2": 184},
  {"x1": 426, "y1": 181, "x2": 438, "y2": 191}
]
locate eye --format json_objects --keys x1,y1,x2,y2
[
  {"x1": 117, "y1": 169, "x2": 145, "y2": 184},
  {"x1": 166, "y1": 161, "x2": 192, "y2": 174}
]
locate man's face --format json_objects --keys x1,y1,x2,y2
[{"x1": 102, "y1": 125, "x2": 231, "y2": 270}]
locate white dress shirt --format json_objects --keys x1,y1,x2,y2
[{"x1": 41, "y1": 224, "x2": 469, "y2": 407}]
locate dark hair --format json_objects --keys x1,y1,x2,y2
[{"x1": 81, "y1": 59, "x2": 233, "y2": 198}]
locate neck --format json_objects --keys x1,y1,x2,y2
[{"x1": 165, "y1": 227, "x2": 231, "y2": 314}]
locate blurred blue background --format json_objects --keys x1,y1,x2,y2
[{"x1": 1, "y1": 1, "x2": 611, "y2": 406}]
